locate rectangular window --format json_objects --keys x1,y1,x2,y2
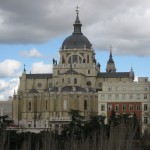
[
  {"x1": 129, "y1": 105, "x2": 134, "y2": 111},
  {"x1": 68, "y1": 78, "x2": 70, "y2": 84},
  {"x1": 144, "y1": 104, "x2": 148, "y2": 111},
  {"x1": 101, "y1": 94, "x2": 105, "y2": 100},
  {"x1": 108, "y1": 104, "x2": 112, "y2": 111},
  {"x1": 108, "y1": 87, "x2": 112, "y2": 91},
  {"x1": 101, "y1": 105, "x2": 105, "y2": 111},
  {"x1": 122, "y1": 94, "x2": 126, "y2": 100},
  {"x1": 136, "y1": 105, "x2": 141, "y2": 111},
  {"x1": 88, "y1": 70, "x2": 90, "y2": 74},
  {"x1": 84, "y1": 100, "x2": 87, "y2": 110},
  {"x1": 108, "y1": 94, "x2": 112, "y2": 100},
  {"x1": 144, "y1": 94, "x2": 147, "y2": 99},
  {"x1": 137, "y1": 94, "x2": 140, "y2": 100},
  {"x1": 122, "y1": 104, "x2": 126, "y2": 111},
  {"x1": 130, "y1": 94, "x2": 133, "y2": 100},
  {"x1": 115, "y1": 94, "x2": 119, "y2": 100},
  {"x1": 63, "y1": 100, "x2": 67, "y2": 110},
  {"x1": 144, "y1": 117, "x2": 148, "y2": 124},
  {"x1": 87, "y1": 55, "x2": 89, "y2": 63},
  {"x1": 115, "y1": 105, "x2": 119, "y2": 111},
  {"x1": 45, "y1": 100, "x2": 48, "y2": 110}
]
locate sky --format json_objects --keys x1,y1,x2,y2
[{"x1": 0, "y1": 0, "x2": 150, "y2": 101}]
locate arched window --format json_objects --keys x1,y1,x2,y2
[
  {"x1": 28, "y1": 102, "x2": 31, "y2": 111},
  {"x1": 68, "y1": 78, "x2": 71, "y2": 84},
  {"x1": 63, "y1": 100, "x2": 67, "y2": 110},
  {"x1": 74, "y1": 78, "x2": 77, "y2": 84},
  {"x1": 84, "y1": 100, "x2": 87, "y2": 110},
  {"x1": 68, "y1": 55, "x2": 82, "y2": 64},
  {"x1": 62, "y1": 78, "x2": 64, "y2": 83},
  {"x1": 87, "y1": 55, "x2": 89, "y2": 63}
]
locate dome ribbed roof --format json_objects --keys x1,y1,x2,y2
[
  {"x1": 62, "y1": 33, "x2": 91, "y2": 49},
  {"x1": 61, "y1": 9, "x2": 92, "y2": 50}
]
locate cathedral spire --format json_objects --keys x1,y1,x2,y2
[
  {"x1": 106, "y1": 45, "x2": 116, "y2": 73},
  {"x1": 109, "y1": 45, "x2": 113, "y2": 60},
  {"x1": 73, "y1": 6, "x2": 82, "y2": 34},
  {"x1": 23, "y1": 64, "x2": 26, "y2": 73}
]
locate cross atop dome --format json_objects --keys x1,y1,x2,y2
[{"x1": 73, "y1": 6, "x2": 82, "y2": 34}]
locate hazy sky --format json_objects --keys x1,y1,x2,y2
[{"x1": 0, "y1": 0, "x2": 150, "y2": 100}]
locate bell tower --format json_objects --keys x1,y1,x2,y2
[{"x1": 106, "y1": 45, "x2": 116, "y2": 73}]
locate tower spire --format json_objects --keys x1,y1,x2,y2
[
  {"x1": 73, "y1": 6, "x2": 82, "y2": 34},
  {"x1": 23, "y1": 64, "x2": 26, "y2": 73},
  {"x1": 106, "y1": 45, "x2": 116, "y2": 73},
  {"x1": 109, "y1": 45, "x2": 113, "y2": 60}
]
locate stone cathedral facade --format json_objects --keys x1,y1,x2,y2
[{"x1": 12, "y1": 10, "x2": 134, "y2": 129}]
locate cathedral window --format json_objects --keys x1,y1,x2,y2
[
  {"x1": 68, "y1": 55, "x2": 82, "y2": 64},
  {"x1": 62, "y1": 78, "x2": 64, "y2": 83},
  {"x1": 45, "y1": 100, "x2": 48, "y2": 110},
  {"x1": 74, "y1": 78, "x2": 77, "y2": 84},
  {"x1": 87, "y1": 55, "x2": 89, "y2": 63},
  {"x1": 63, "y1": 100, "x2": 67, "y2": 110},
  {"x1": 28, "y1": 102, "x2": 31, "y2": 111},
  {"x1": 68, "y1": 78, "x2": 71, "y2": 84},
  {"x1": 84, "y1": 100, "x2": 87, "y2": 110},
  {"x1": 72, "y1": 55, "x2": 78, "y2": 63}
]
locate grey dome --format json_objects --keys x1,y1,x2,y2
[{"x1": 62, "y1": 33, "x2": 92, "y2": 49}]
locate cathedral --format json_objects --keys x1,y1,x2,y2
[{"x1": 12, "y1": 9, "x2": 135, "y2": 129}]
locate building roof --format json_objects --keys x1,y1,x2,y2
[
  {"x1": 97, "y1": 72, "x2": 130, "y2": 78},
  {"x1": 61, "y1": 9, "x2": 92, "y2": 50},
  {"x1": 61, "y1": 69, "x2": 79, "y2": 75},
  {"x1": 28, "y1": 89, "x2": 39, "y2": 93},
  {"x1": 26, "y1": 74, "x2": 52, "y2": 79}
]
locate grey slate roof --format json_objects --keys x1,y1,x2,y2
[
  {"x1": 28, "y1": 89, "x2": 39, "y2": 93},
  {"x1": 61, "y1": 86, "x2": 73, "y2": 92},
  {"x1": 76, "y1": 86, "x2": 86, "y2": 92},
  {"x1": 62, "y1": 34, "x2": 92, "y2": 50},
  {"x1": 50, "y1": 87, "x2": 58, "y2": 92},
  {"x1": 97, "y1": 72, "x2": 130, "y2": 78},
  {"x1": 61, "y1": 69, "x2": 79, "y2": 75},
  {"x1": 26, "y1": 74, "x2": 52, "y2": 79}
]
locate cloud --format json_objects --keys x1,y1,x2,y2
[
  {"x1": 31, "y1": 62, "x2": 52, "y2": 73},
  {"x1": 0, "y1": 0, "x2": 150, "y2": 56},
  {"x1": 20, "y1": 48, "x2": 43, "y2": 58},
  {"x1": 0, "y1": 78, "x2": 19, "y2": 101},
  {"x1": 0, "y1": 59, "x2": 21, "y2": 78}
]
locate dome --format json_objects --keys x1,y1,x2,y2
[
  {"x1": 62, "y1": 33, "x2": 92, "y2": 49},
  {"x1": 61, "y1": 8, "x2": 92, "y2": 50}
]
